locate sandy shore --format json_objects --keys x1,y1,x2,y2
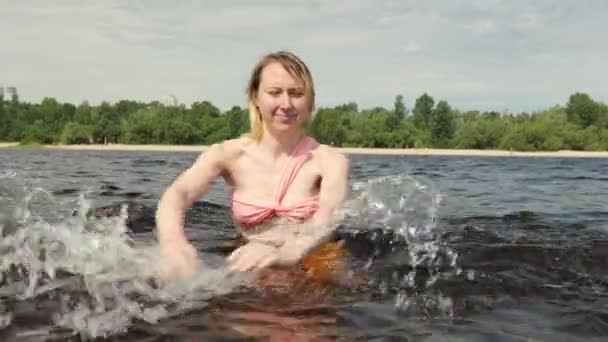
[{"x1": 1, "y1": 142, "x2": 608, "y2": 158}]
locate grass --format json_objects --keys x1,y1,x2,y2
[{"x1": 16, "y1": 141, "x2": 43, "y2": 148}]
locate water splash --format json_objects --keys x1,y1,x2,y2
[
  {"x1": 343, "y1": 174, "x2": 460, "y2": 318},
  {"x1": 0, "y1": 176, "x2": 243, "y2": 339}
]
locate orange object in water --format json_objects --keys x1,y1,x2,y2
[
  {"x1": 300, "y1": 240, "x2": 349, "y2": 284},
  {"x1": 253, "y1": 240, "x2": 350, "y2": 290}
]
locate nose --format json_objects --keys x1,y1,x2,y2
[{"x1": 278, "y1": 93, "x2": 293, "y2": 109}]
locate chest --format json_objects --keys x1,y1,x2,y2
[{"x1": 227, "y1": 153, "x2": 322, "y2": 204}]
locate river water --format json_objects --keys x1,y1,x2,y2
[{"x1": 1, "y1": 149, "x2": 607, "y2": 341}]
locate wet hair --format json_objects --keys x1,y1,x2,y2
[{"x1": 244, "y1": 50, "x2": 315, "y2": 141}]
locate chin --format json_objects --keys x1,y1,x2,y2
[
  {"x1": 270, "y1": 122, "x2": 301, "y2": 134},
  {"x1": 272, "y1": 117, "x2": 299, "y2": 127},
  {"x1": 273, "y1": 125, "x2": 297, "y2": 133}
]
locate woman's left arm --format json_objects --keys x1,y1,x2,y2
[{"x1": 262, "y1": 150, "x2": 350, "y2": 267}]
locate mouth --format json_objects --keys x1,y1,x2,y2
[{"x1": 274, "y1": 113, "x2": 298, "y2": 119}]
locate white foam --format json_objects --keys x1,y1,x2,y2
[
  {"x1": 344, "y1": 174, "x2": 460, "y2": 317},
  {"x1": 0, "y1": 178, "x2": 245, "y2": 338}
]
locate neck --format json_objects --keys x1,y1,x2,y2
[{"x1": 258, "y1": 129, "x2": 305, "y2": 160}]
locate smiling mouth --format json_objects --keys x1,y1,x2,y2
[{"x1": 275, "y1": 113, "x2": 298, "y2": 119}]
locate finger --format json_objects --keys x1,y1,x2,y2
[
  {"x1": 235, "y1": 257, "x2": 256, "y2": 272},
  {"x1": 232, "y1": 243, "x2": 262, "y2": 259},
  {"x1": 250, "y1": 236, "x2": 284, "y2": 247},
  {"x1": 228, "y1": 246, "x2": 256, "y2": 270},
  {"x1": 227, "y1": 254, "x2": 245, "y2": 272},
  {"x1": 245, "y1": 250, "x2": 270, "y2": 271},
  {"x1": 237, "y1": 249, "x2": 271, "y2": 272},
  {"x1": 229, "y1": 251, "x2": 255, "y2": 272},
  {"x1": 254, "y1": 248, "x2": 280, "y2": 270},
  {"x1": 255, "y1": 254, "x2": 276, "y2": 270},
  {"x1": 227, "y1": 246, "x2": 245, "y2": 262}
]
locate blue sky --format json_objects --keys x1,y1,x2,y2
[{"x1": 1, "y1": 0, "x2": 607, "y2": 113}]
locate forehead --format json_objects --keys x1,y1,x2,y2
[{"x1": 259, "y1": 61, "x2": 303, "y2": 88}]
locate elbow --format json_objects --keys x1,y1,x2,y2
[{"x1": 157, "y1": 185, "x2": 189, "y2": 216}]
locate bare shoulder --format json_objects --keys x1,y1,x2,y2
[
  {"x1": 198, "y1": 137, "x2": 250, "y2": 165},
  {"x1": 314, "y1": 143, "x2": 349, "y2": 173}
]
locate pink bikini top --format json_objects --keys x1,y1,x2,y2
[{"x1": 230, "y1": 136, "x2": 320, "y2": 230}]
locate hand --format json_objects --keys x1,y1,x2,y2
[
  {"x1": 235, "y1": 241, "x2": 307, "y2": 271},
  {"x1": 262, "y1": 242, "x2": 307, "y2": 268},
  {"x1": 227, "y1": 242, "x2": 277, "y2": 272},
  {"x1": 246, "y1": 226, "x2": 296, "y2": 247},
  {"x1": 158, "y1": 241, "x2": 201, "y2": 281}
]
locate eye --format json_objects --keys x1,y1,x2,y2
[{"x1": 289, "y1": 90, "x2": 304, "y2": 98}]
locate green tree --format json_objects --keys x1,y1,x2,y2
[
  {"x1": 61, "y1": 122, "x2": 95, "y2": 144},
  {"x1": 309, "y1": 108, "x2": 347, "y2": 146},
  {"x1": 74, "y1": 101, "x2": 92, "y2": 124},
  {"x1": 595, "y1": 103, "x2": 608, "y2": 128},
  {"x1": 0, "y1": 93, "x2": 5, "y2": 139},
  {"x1": 91, "y1": 102, "x2": 121, "y2": 143},
  {"x1": 566, "y1": 92, "x2": 600, "y2": 127},
  {"x1": 121, "y1": 107, "x2": 162, "y2": 144},
  {"x1": 39, "y1": 97, "x2": 65, "y2": 142},
  {"x1": 2, "y1": 91, "x2": 607, "y2": 151},
  {"x1": 430, "y1": 100, "x2": 455, "y2": 147},
  {"x1": 224, "y1": 106, "x2": 249, "y2": 138},
  {"x1": 160, "y1": 119, "x2": 198, "y2": 144},
  {"x1": 393, "y1": 94, "x2": 407, "y2": 121},
  {"x1": 114, "y1": 100, "x2": 141, "y2": 119},
  {"x1": 413, "y1": 93, "x2": 434, "y2": 130}
]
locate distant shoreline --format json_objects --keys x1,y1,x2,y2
[{"x1": 2, "y1": 142, "x2": 608, "y2": 158}]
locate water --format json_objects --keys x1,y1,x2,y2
[{"x1": 1, "y1": 149, "x2": 608, "y2": 341}]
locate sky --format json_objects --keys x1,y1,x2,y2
[{"x1": 1, "y1": 0, "x2": 607, "y2": 113}]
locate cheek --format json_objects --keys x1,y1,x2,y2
[
  {"x1": 294, "y1": 97, "x2": 310, "y2": 112},
  {"x1": 299, "y1": 111, "x2": 311, "y2": 123},
  {"x1": 257, "y1": 95, "x2": 279, "y2": 113}
]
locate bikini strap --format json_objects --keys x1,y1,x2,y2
[{"x1": 274, "y1": 137, "x2": 316, "y2": 205}]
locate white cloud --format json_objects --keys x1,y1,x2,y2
[
  {"x1": 464, "y1": 19, "x2": 497, "y2": 35},
  {"x1": 403, "y1": 42, "x2": 421, "y2": 54},
  {"x1": 1, "y1": 0, "x2": 607, "y2": 112},
  {"x1": 513, "y1": 13, "x2": 543, "y2": 31}
]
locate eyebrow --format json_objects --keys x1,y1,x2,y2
[{"x1": 264, "y1": 85, "x2": 304, "y2": 91}]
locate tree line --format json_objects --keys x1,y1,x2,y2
[{"x1": 0, "y1": 92, "x2": 607, "y2": 151}]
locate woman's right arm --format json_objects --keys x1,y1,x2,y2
[{"x1": 155, "y1": 142, "x2": 229, "y2": 249}]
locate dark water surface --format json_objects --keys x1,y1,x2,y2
[{"x1": 1, "y1": 149, "x2": 608, "y2": 341}]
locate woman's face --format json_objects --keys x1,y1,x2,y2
[{"x1": 254, "y1": 61, "x2": 312, "y2": 135}]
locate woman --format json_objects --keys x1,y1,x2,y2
[{"x1": 155, "y1": 51, "x2": 349, "y2": 283}]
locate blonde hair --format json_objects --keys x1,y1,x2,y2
[{"x1": 244, "y1": 51, "x2": 315, "y2": 141}]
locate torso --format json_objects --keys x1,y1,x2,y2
[{"x1": 219, "y1": 136, "x2": 325, "y2": 237}]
